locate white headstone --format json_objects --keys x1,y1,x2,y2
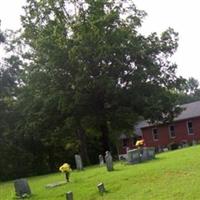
[
  {"x1": 105, "y1": 151, "x2": 113, "y2": 171},
  {"x1": 127, "y1": 149, "x2": 141, "y2": 164},
  {"x1": 192, "y1": 140, "x2": 197, "y2": 145},
  {"x1": 163, "y1": 147, "x2": 169, "y2": 152},
  {"x1": 99, "y1": 154, "x2": 104, "y2": 166},
  {"x1": 75, "y1": 154, "x2": 83, "y2": 170}
]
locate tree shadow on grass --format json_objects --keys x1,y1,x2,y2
[
  {"x1": 140, "y1": 156, "x2": 165, "y2": 165},
  {"x1": 111, "y1": 168, "x2": 122, "y2": 172}
]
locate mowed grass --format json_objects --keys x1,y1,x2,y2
[{"x1": 1, "y1": 146, "x2": 200, "y2": 200}]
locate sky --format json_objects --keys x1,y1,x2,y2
[{"x1": 0, "y1": 0, "x2": 200, "y2": 80}]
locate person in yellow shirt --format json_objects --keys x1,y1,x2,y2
[
  {"x1": 59, "y1": 163, "x2": 72, "y2": 182},
  {"x1": 135, "y1": 139, "x2": 145, "y2": 156},
  {"x1": 135, "y1": 139, "x2": 144, "y2": 148}
]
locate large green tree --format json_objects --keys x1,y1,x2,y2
[
  {"x1": 18, "y1": 0, "x2": 183, "y2": 162},
  {"x1": 0, "y1": 26, "x2": 34, "y2": 180}
]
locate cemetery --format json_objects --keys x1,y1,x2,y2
[
  {"x1": 1, "y1": 145, "x2": 200, "y2": 199},
  {"x1": 1, "y1": 0, "x2": 200, "y2": 200}
]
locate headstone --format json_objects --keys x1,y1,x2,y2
[
  {"x1": 182, "y1": 140, "x2": 188, "y2": 147},
  {"x1": 14, "y1": 178, "x2": 31, "y2": 198},
  {"x1": 182, "y1": 143, "x2": 189, "y2": 148},
  {"x1": 97, "y1": 183, "x2": 106, "y2": 193},
  {"x1": 66, "y1": 191, "x2": 73, "y2": 200},
  {"x1": 163, "y1": 147, "x2": 169, "y2": 152},
  {"x1": 141, "y1": 148, "x2": 149, "y2": 161},
  {"x1": 75, "y1": 154, "x2": 83, "y2": 170},
  {"x1": 98, "y1": 154, "x2": 104, "y2": 166},
  {"x1": 105, "y1": 151, "x2": 113, "y2": 171},
  {"x1": 127, "y1": 149, "x2": 141, "y2": 164},
  {"x1": 147, "y1": 147, "x2": 155, "y2": 159},
  {"x1": 45, "y1": 181, "x2": 67, "y2": 188},
  {"x1": 192, "y1": 140, "x2": 197, "y2": 145},
  {"x1": 158, "y1": 147, "x2": 161, "y2": 153}
]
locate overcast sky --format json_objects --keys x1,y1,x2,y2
[{"x1": 0, "y1": 0, "x2": 199, "y2": 80}]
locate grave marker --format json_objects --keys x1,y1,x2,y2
[
  {"x1": 97, "y1": 183, "x2": 106, "y2": 193},
  {"x1": 105, "y1": 151, "x2": 113, "y2": 171},
  {"x1": 14, "y1": 178, "x2": 31, "y2": 198},
  {"x1": 45, "y1": 181, "x2": 67, "y2": 188},
  {"x1": 98, "y1": 154, "x2": 104, "y2": 166},
  {"x1": 66, "y1": 191, "x2": 73, "y2": 200},
  {"x1": 127, "y1": 149, "x2": 141, "y2": 164},
  {"x1": 141, "y1": 147, "x2": 155, "y2": 161},
  {"x1": 75, "y1": 154, "x2": 83, "y2": 170}
]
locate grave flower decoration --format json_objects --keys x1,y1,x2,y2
[{"x1": 59, "y1": 163, "x2": 72, "y2": 182}]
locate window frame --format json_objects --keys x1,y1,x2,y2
[
  {"x1": 168, "y1": 124, "x2": 176, "y2": 138},
  {"x1": 187, "y1": 120, "x2": 194, "y2": 135},
  {"x1": 152, "y1": 128, "x2": 159, "y2": 141}
]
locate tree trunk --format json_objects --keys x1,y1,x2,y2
[
  {"x1": 100, "y1": 123, "x2": 110, "y2": 154},
  {"x1": 76, "y1": 126, "x2": 90, "y2": 165},
  {"x1": 48, "y1": 146, "x2": 56, "y2": 172}
]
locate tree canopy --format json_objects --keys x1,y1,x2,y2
[{"x1": 0, "y1": 0, "x2": 185, "y2": 180}]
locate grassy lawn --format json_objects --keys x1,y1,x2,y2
[{"x1": 1, "y1": 146, "x2": 200, "y2": 200}]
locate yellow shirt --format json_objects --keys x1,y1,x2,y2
[
  {"x1": 59, "y1": 163, "x2": 72, "y2": 173},
  {"x1": 135, "y1": 139, "x2": 144, "y2": 147}
]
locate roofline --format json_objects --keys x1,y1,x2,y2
[{"x1": 141, "y1": 115, "x2": 200, "y2": 130}]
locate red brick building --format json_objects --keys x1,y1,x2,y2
[
  {"x1": 119, "y1": 101, "x2": 200, "y2": 155},
  {"x1": 142, "y1": 101, "x2": 200, "y2": 150}
]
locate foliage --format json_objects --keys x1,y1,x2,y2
[
  {"x1": 177, "y1": 77, "x2": 200, "y2": 104},
  {"x1": 0, "y1": 0, "x2": 186, "y2": 180},
  {"x1": 20, "y1": 0, "x2": 183, "y2": 147},
  {"x1": 0, "y1": 21, "x2": 5, "y2": 43}
]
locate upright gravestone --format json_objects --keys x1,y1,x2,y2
[
  {"x1": 14, "y1": 178, "x2": 31, "y2": 198},
  {"x1": 105, "y1": 151, "x2": 113, "y2": 171},
  {"x1": 97, "y1": 183, "x2": 106, "y2": 193},
  {"x1": 192, "y1": 140, "x2": 197, "y2": 145},
  {"x1": 147, "y1": 147, "x2": 155, "y2": 159},
  {"x1": 66, "y1": 191, "x2": 73, "y2": 200},
  {"x1": 141, "y1": 147, "x2": 155, "y2": 161},
  {"x1": 75, "y1": 154, "x2": 83, "y2": 170},
  {"x1": 98, "y1": 154, "x2": 104, "y2": 166},
  {"x1": 127, "y1": 149, "x2": 141, "y2": 164}
]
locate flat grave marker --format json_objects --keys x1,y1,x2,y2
[{"x1": 45, "y1": 181, "x2": 67, "y2": 188}]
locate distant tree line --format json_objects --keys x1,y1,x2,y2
[
  {"x1": 177, "y1": 77, "x2": 200, "y2": 104},
  {"x1": 0, "y1": 0, "x2": 195, "y2": 181}
]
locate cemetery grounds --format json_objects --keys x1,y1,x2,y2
[{"x1": 1, "y1": 146, "x2": 200, "y2": 200}]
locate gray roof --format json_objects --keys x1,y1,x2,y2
[
  {"x1": 175, "y1": 101, "x2": 200, "y2": 121},
  {"x1": 134, "y1": 121, "x2": 148, "y2": 135},
  {"x1": 139, "y1": 100, "x2": 200, "y2": 129}
]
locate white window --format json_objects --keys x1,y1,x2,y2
[
  {"x1": 187, "y1": 120, "x2": 193, "y2": 134},
  {"x1": 169, "y1": 125, "x2": 176, "y2": 138},
  {"x1": 152, "y1": 128, "x2": 159, "y2": 141}
]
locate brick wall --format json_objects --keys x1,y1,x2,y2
[{"x1": 142, "y1": 117, "x2": 200, "y2": 148}]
